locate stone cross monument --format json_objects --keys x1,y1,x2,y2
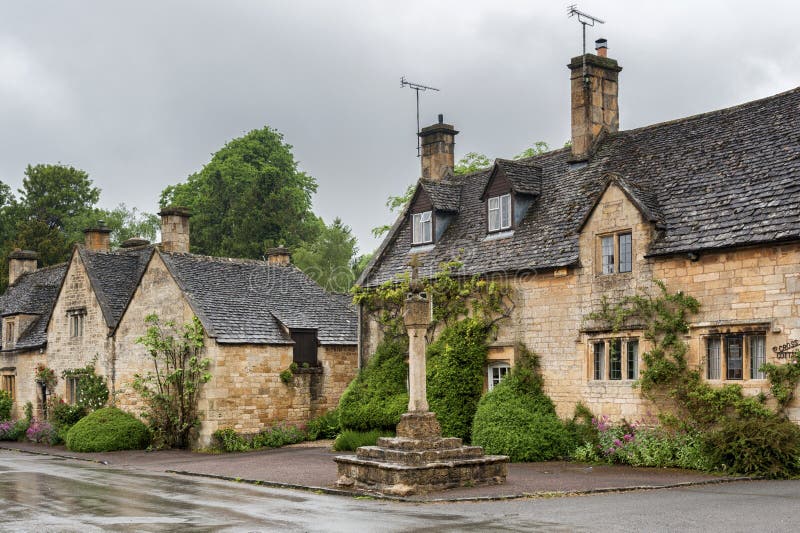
[{"x1": 334, "y1": 256, "x2": 509, "y2": 495}]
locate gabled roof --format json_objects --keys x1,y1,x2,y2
[
  {"x1": 481, "y1": 159, "x2": 543, "y2": 199},
  {"x1": 419, "y1": 179, "x2": 462, "y2": 212},
  {"x1": 0, "y1": 264, "x2": 67, "y2": 350},
  {"x1": 361, "y1": 86, "x2": 800, "y2": 287},
  {"x1": 158, "y1": 251, "x2": 357, "y2": 345},
  {"x1": 79, "y1": 246, "x2": 154, "y2": 331},
  {"x1": 578, "y1": 173, "x2": 664, "y2": 230}
]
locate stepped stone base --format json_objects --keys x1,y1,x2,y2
[{"x1": 334, "y1": 412, "x2": 509, "y2": 496}]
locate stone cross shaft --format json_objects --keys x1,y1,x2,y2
[{"x1": 403, "y1": 294, "x2": 430, "y2": 412}]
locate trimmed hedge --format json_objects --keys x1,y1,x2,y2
[
  {"x1": 333, "y1": 429, "x2": 394, "y2": 452},
  {"x1": 338, "y1": 338, "x2": 409, "y2": 431},
  {"x1": 427, "y1": 318, "x2": 489, "y2": 442},
  {"x1": 65, "y1": 407, "x2": 150, "y2": 452},
  {"x1": 472, "y1": 348, "x2": 572, "y2": 462}
]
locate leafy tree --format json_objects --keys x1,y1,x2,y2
[
  {"x1": 454, "y1": 152, "x2": 492, "y2": 175},
  {"x1": 17, "y1": 164, "x2": 100, "y2": 238},
  {"x1": 293, "y1": 217, "x2": 359, "y2": 292},
  {"x1": 160, "y1": 127, "x2": 322, "y2": 258},
  {"x1": 133, "y1": 314, "x2": 211, "y2": 449},
  {"x1": 351, "y1": 252, "x2": 373, "y2": 282},
  {"x1": 72, "y1": 204, "x2": 160, "y2": 247},
  {"x1": 513, "y1": 141, "x2": 550, "y2": 160},
  {"x1": 371, "y1": 183, "x2": 415, "y2": 238}
]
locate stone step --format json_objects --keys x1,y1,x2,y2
[
  {"x1": 355, "y1": 445, "x2": 486, "y2": 465},
  {"x1": 375, "y1": 436, "x2": 463, "y2": 451}
]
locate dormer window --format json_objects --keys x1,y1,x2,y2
[
  {"x1": 412, "y1": 211, "x2": 433, "y2": 244},
  {"x1": 488, "y1": 194, "x2": 512, "y2": 232}
]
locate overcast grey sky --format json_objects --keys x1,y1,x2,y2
[{"x1": 1, "y1": 1, "x2": 798, "y2": 255}]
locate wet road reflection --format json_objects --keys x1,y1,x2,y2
[{"x1": 0, "y1": 451, "x2": 559, "y2": 532}]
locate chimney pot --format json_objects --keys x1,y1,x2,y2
[
  {"x1": 438, "y1": 114, "x2": 444, "y2": 124},
  {"x1": 595, "y1": 38, "x2": 608, "y2": 57},
  {"x1": 159, "y1": 207, "x2": 191, "y2": 253},
  {"x1": 8, "y1": 249, "x2": 38, "y2": 285},
  {"x1": 266, "y1": 247, "x2": 291, "y2": 266}
]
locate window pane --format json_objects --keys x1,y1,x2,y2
[
  {"x1": 619, "y1": 233, "x2": 632, "y2": 273},
  {"x1": 609, "y1": 339, "x2": 622, "y2": 380},
  {"x1": 412, "y1": 212, "x2": 432, "y2": 244},
  {"x1": 601, "y1": 236, "x2": 614, "y2": 274},
  {"x1": 626, "y1": 340, "x2": 639, "y2": 379},
  {"x1": 488, "y1": 364, "x2": 510, "y2": 390},
  {"x1": 726, "y1": 335, "x2": 743, "y2": 380},
  {"x1": 750, "y1": 335, "x2": 766, "y2": 379},
  {"x1": 488, "y1": 197, "x2": 500, "y2": 231},
  {"x1": 707, "y1": 337, "x2": 721, "y2": 379},
  {"x1": 500, "y1": 194, "x2": 511, "y2": 229},
  {"x1": 593, "y1": 342, "x2": 605, "y2": 380}
]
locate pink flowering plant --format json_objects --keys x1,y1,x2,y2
[
  {"x1": 25, "y1": 418, "x2": 55, "y2": 444},
  {"x1": 572, "y1": 414, "x2": 711, "y2": 470}
]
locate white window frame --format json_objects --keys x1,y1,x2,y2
[
  {"x1": 488, "y1": 362, "x2": 510, "y2": 390},
  {"x1": 488, "y1": 194, "x2": 512, "y2": 232},
  {"x1": 412, "y1": 211, "x2": 433, "y2": 245}
]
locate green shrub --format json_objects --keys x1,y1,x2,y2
[
  {"x1": 472, "y1": 382, "x2": 570, "y2": 461},
  {"x1": 0, "y1": 419, "x2": 29, "y2": 441},
  {"x1": 338, "y1": 338, "x2": 409, "y2": 431},
  {"x1": 252, "y1": 424, "x2": 305, "y2": 448},
  {"x1": 213, "y1": 428, "x2": 250, "y2": 452},
  {"x1": 427, "y1": 318, "x2": 489, "y2": 442},
  {"x1": 0, "y1": 390, "x2": 12, "y2": 421},
  {"x1": 65, "y1": 407, "x2": 150, "y2": 452},
  {"x1": 306, "y1": 410, "x2": 340, "y2": 440},
  {"x1": 333, "y1": 429, "x2": 395, "y2": 452},
  {"x1": 703, "y1": 416, "x2": 800, "y2": 478}
]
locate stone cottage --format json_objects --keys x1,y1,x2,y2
[
  {"x1": 0, "y1": 210, "x2": 358, "y2": 446},
  {"x1": 358, "y1": 40, "x2": 800, "y2": 423}
]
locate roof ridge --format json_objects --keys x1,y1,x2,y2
[
  {"x1": 159, "y1": 250, "x2": 274, "y2": 266},
  {"x1": 9, "y1": 262, "x2": 67, "y2": 286},
  {"x1": 620, "y1": 85, "x2": 800, "y2": 136}
]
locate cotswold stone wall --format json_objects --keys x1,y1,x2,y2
[
  {"x1": 502, "y1": 184, "x2": 800, "y2": 423},
  {"x1": 114, "y1": 252, "x2": 358, "y2": 448},
  {"x1": 46, "y1": 251, "x2": 114, "y2": 403},
  {"x1": 0, "y1": 349, "x2": 44, "y2": 419}
]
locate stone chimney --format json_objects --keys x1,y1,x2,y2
[
  {"x1": 159, "y1": 207, "x2": 191, "y2": 253},
  {"x1": 419, "y1": 114, "x2": 458, "y2": 180},
  {"x1": 267, "y1": 247, "x2": 291, "y2": 266},
  {"x1": 83, "y1": 221, "x2": 112, "y2": 251},
  {"x1": 568, "y1": 38, "x2": 622, "y2": 161},
  {"x1": 8, "y1": 250, "x2": 38, "y2": 285}
]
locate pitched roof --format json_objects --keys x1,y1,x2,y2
[
  {"x1": 79, "y1": 246, "x2": 154, "y2": 330},
  {"x1": 159, "y1": 251, "x2": 357, "y2": 345},
  {"x1": 419, "y1": 179, "x2": 463, "y2": 212},
  {"x1": 361, "y1": 86, "x2": 800, "y2": 286},
  {"x1": 0, "y1": 264, "x2": 67, "y2": 350},
  {"x1": 483, "y1": 159, "x2": 543, "y2": 198}
]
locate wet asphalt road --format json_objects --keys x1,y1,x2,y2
[{"x1": 2, "y1": 450, "x2": 799, "y2": 532}]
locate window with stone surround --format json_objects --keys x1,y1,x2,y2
[
  {"x1": 66, "y1": 376, "x2": 83, "y2": 404},
  {"x1": 68, "y1": 309, "x2": 86, "y2": 338},
  {"x1": 591, "y1": 338, "x2": 639, "y2": 381},
  {"x1": 1, "y1": 374, "x2": 14, "y2": 401},
  {"x1": 487, "y1": 362, "x2": 510, "y2": 390},
  {"x1": 705, "y1": 332, "x2": 766, "y2": 381},
  {"x1": 412, "y1": 211, "x2": 433, "y2": 245},
  {"x1": 3, "y1": 319, "x2": 15, "y2": 347},
  {"x1": 598, "y1": 231, "x2": 632, "y2": 275}
]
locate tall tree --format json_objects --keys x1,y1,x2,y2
[
  {"x1": 161, "y1": 127, "x2": 322, "y2": 258},
  {"x1": 294, "y1": 217, "x2": 359, "y2": 292}
]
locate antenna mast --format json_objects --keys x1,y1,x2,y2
[
  {"x1": 567, "y1": 5, "x2": 605, "y2": 86},
  {"x1": 401, "y1": 77, "x2": 440, "y2": 157}
]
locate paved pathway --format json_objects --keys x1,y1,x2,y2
[{"x1": 0, "y1": 440, "x2": 737, "y2": 501}]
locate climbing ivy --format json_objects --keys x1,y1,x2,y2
[
  {"x1": 352, "y1": 260, "x2": 514, "y2": 340},
  {"x1": 762, "y1": 351, "x2": 800, "y2": 413}
]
